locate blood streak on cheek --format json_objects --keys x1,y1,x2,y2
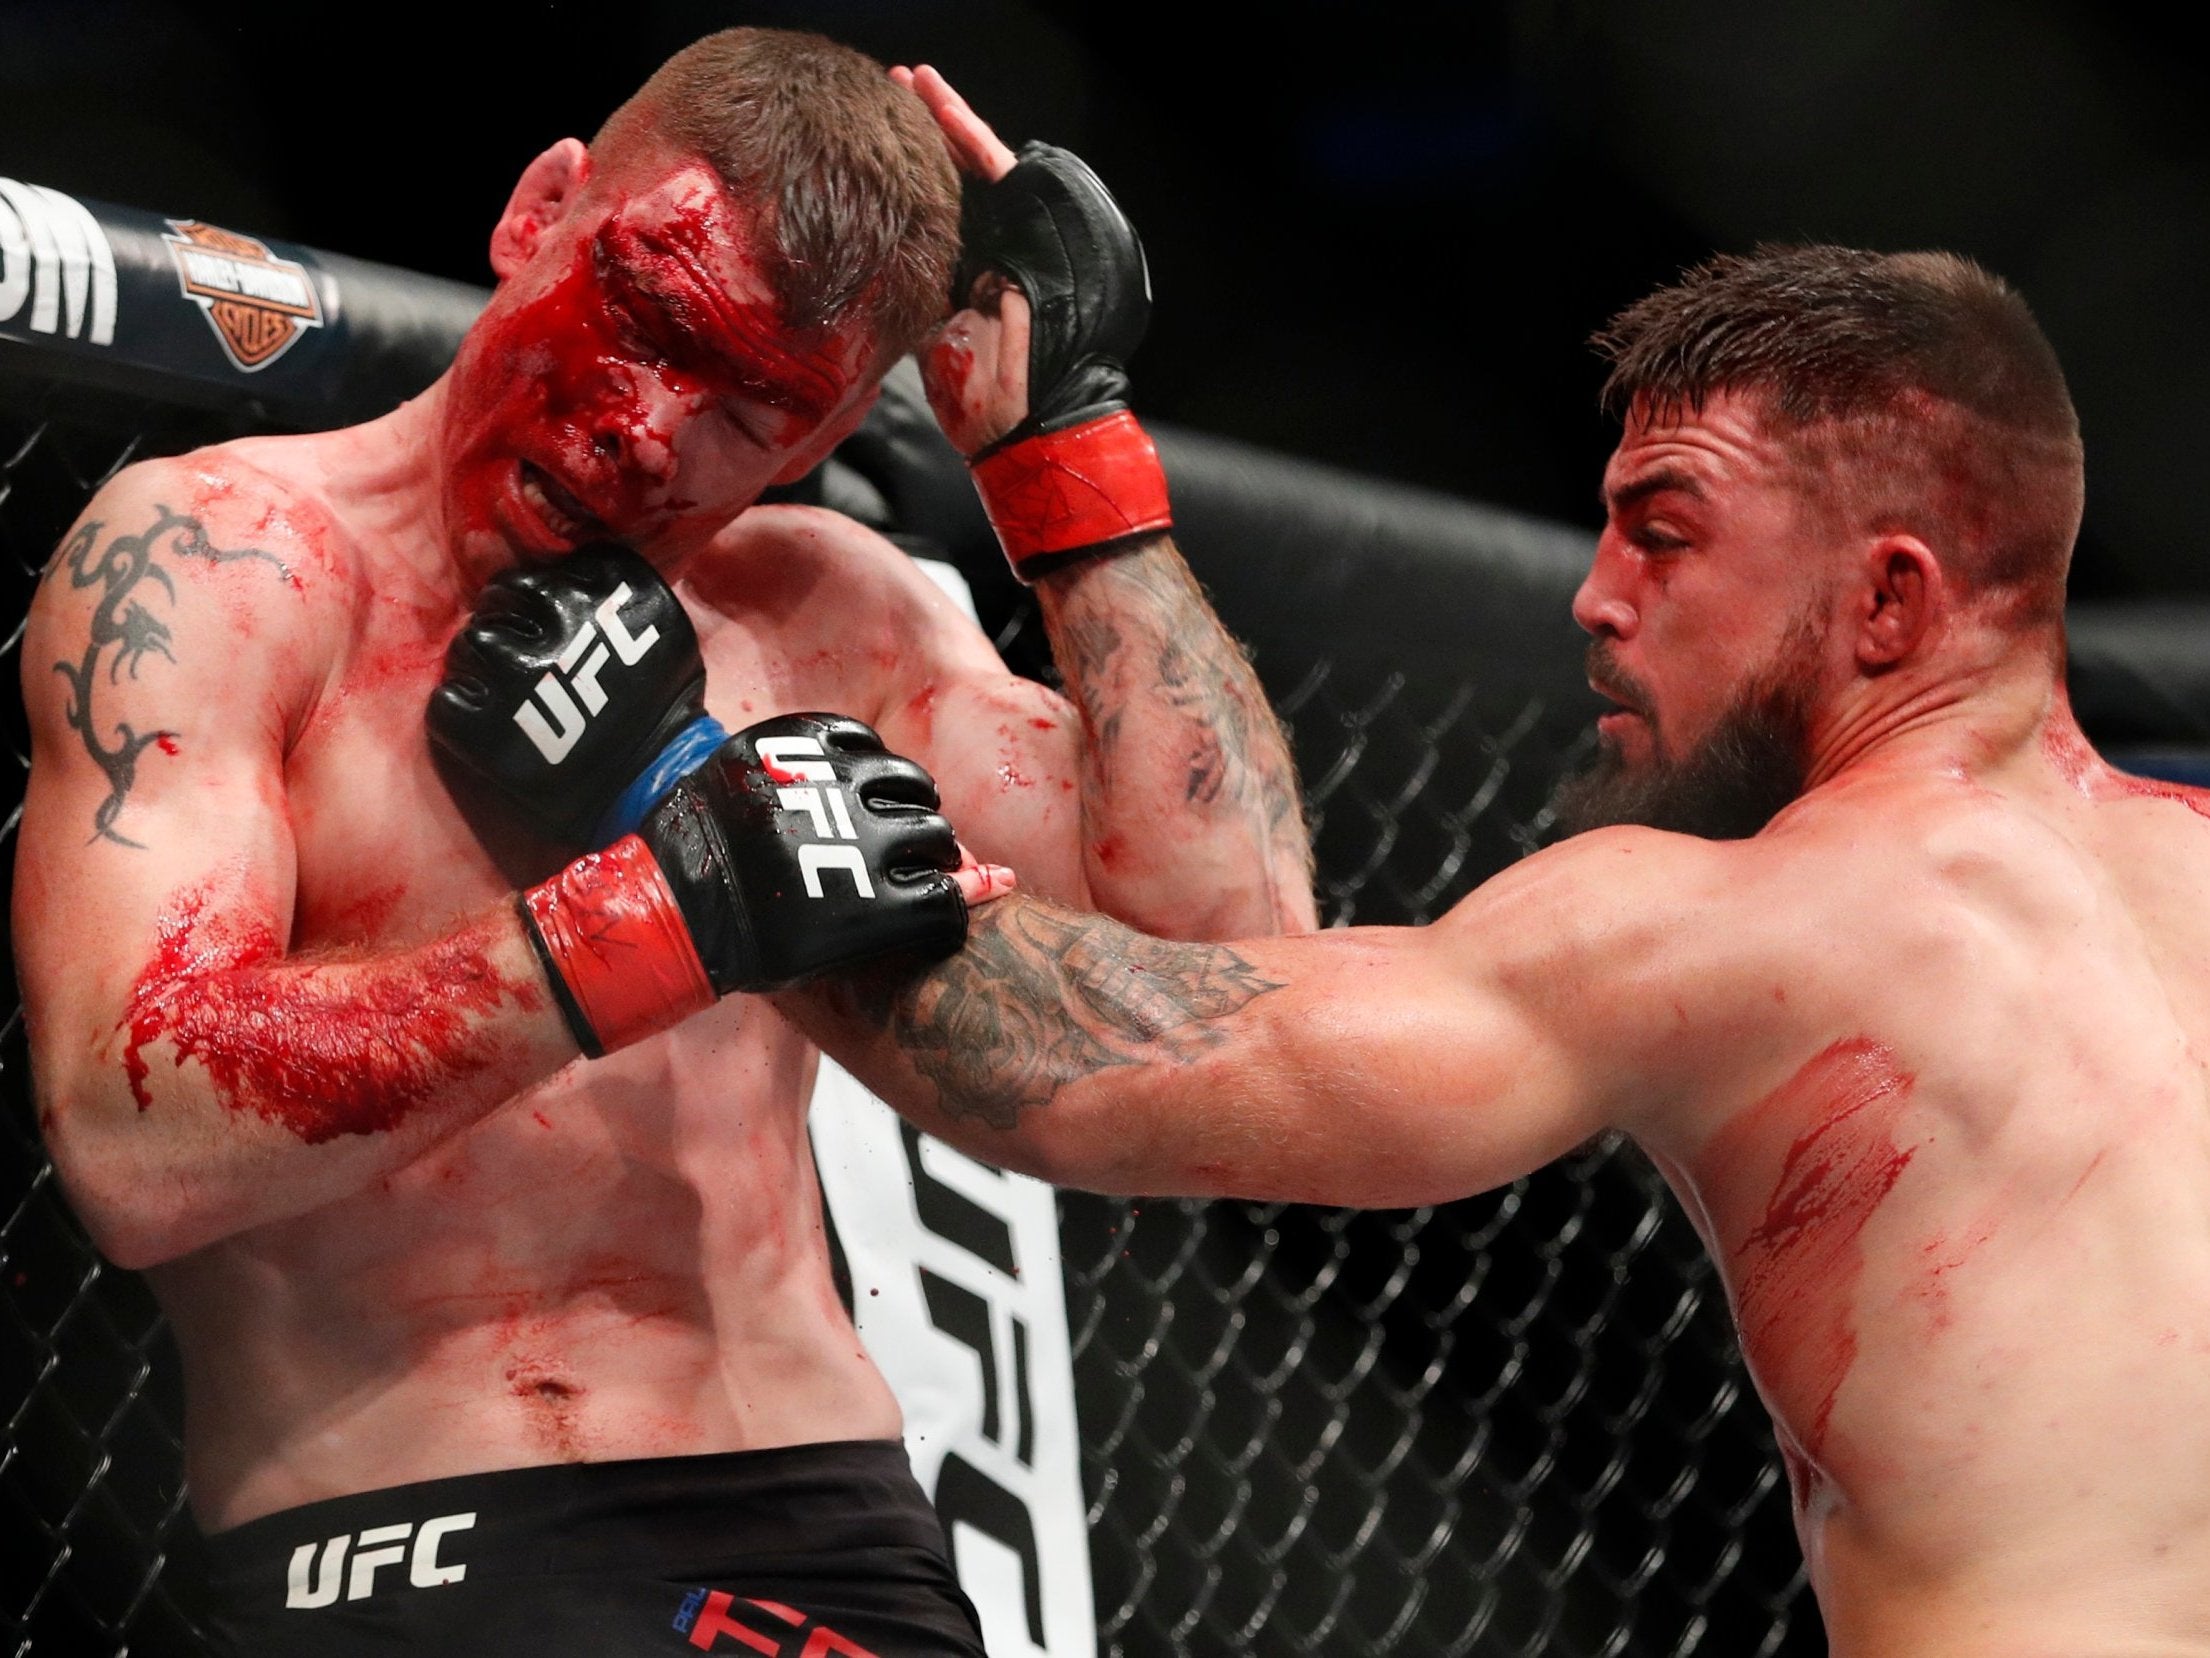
[
  {"x1": 1711, "y1": 1036, "x2": 1918, "y2": 1464},
  {"x1": 120, "y1": 885, "x2": 544, "y2": 1142}
]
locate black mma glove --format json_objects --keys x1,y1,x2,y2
[
  {"x1": 520, "y1": 714, "x2": 970, "y2": 1058},
  {"x1": 427, "y1": 544, "x2": 728, "y2": 849},
  {"x1": 954, "y1": 141, "x2": 1174, "y2": 582}
]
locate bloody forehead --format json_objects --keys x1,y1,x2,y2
[{"x1": 592, "y1": 203, "x2": 855, "y2": 425}]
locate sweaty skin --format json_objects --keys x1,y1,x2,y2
[
  {"x1": 14, "y1": 118, "x2": 1312, "y2": 1532},
  {"x1": 788, "y1": 391, "x2": 2210, "y2": 1658}
]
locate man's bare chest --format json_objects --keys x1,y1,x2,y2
[{"x1": 276, "y1": 612, "x2": 899, "y2": 947}]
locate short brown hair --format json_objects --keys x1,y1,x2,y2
[
  {"x1": 1592, "y1": 245, "x2": 2084, "y2": 631},
  {"x1": 593, "y1": 27, "x2": 960, "y2": 361}
]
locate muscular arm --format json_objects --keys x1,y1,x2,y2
[
  {"x1": 780, "y1": 829, "x2": 1749, "y2": 1203},
  {"x1": 1034, "y1": 537, "x2": 1317, "y2": 939},
  {"x1": 15, "y1": 467, "x2": 577, "y2": 1269},
  {"x1": 898, "y1": 70, "x2": 1315, "y2": 940}
]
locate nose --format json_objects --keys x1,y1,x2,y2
[
  {"x1": 1571, "y1": 537, "x2": 1639, "y2": 640},
  {"x1": 591, "y1": 369, "x2": 691, "y2": 487}
]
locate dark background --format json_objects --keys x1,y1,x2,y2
[{"x1": 4, "y1": 0, "x2": 2204, "y2": 605}]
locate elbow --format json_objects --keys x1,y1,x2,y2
[
  {"x1": 1003, "y1": 1124, "x2": 1143, "y2": 1198},
  {"x1": 37, "y1": 1086, "x2": 208, "y2": 1271},
  {"x1": 47, "y1": 1155, "x2": 198, "y2": 1271},
  {"x1": 82, "y1": 1213, "x2": 189, "y2": 1273}
]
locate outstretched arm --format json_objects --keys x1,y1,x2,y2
[
  {"x1": 896, "y1": 64, "x2": 1317, "y2": 941},
  {"x1": 780, "y1": 815, "x2": 1755, "y2": 1204}
]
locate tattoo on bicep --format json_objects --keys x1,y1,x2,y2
[
  {"x1": 884, "y1": 899, "x2": 1283, "y2": 1127},
  {"x1": 1056, "y1": 609, "x2": 1126, "y2": 786},
  {"x1": 1057, "y1": 553, "x2": 1305, "y2": 832},
  {"x1": 49, "y1": 507, "x2": 291, "y2": 848}
]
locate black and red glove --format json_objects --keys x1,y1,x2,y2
[
  {"x1": 956, "y1": 140, "x2": 1173, "y2": 582},
  {"x1": 426, "y1": 543, "x2": 727, "y2": 850},
  {"x1": 428, "y1": 558, "x2": 969, "y2": 1057},
  {"x1": 518, "y1": 714, "x2": 969, "y2": 1058}
]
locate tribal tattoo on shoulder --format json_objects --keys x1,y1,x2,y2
[
  {"x1": 47, "y1": 506, "x2": 291, "y2": 847},
  {"x1": 877, "y1": 898, "x2": 1284, "y2": 1128}
]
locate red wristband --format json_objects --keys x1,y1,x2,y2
[
  {"x1": 969, "y1": 410, "x2": 1173, "y2": 580},
  {"x1": 521, "y1": 835, "x2": 715, "y2": 1057}
]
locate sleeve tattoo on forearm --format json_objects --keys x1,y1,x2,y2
[
  {"x1": 46, "y1": 508, "x2": 290, "y2": 847},
  {"x1": 1054, "y1": 551, "x2": 1310, "y2": 870},
  {"x1": 880, "y1": 900, "x2": 1284, "y2": 1128}
]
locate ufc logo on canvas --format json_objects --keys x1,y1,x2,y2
[
  {"x1": 511, "y1": 585, "x2": 662, "y2": 763},
  {"x1": 284, "y1": 1511, "x2": 476, "y2": 1607},
  {"x1": 758, "y1": 736, "x2": 875, "y2": 900}
]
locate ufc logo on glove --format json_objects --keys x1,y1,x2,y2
[
  {"x1": 512, "y1": 583, "x2": 663, "y2": 764},
  {"x1": 759, "y1": 736, "x2": 876, "y2": 899}
]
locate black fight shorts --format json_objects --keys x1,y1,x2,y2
[{"x1": 197, "y1": 1438, "x2": 990, "y2": 1657}]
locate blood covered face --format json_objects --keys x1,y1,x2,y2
[
  {"x1": 1553, "y1": 391, "x2": 1836, "y2": 839},
  {"x1": 438, "y1": 160, "x2": 878, "y2": 574}
]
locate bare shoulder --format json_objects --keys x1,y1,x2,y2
[
  {"x1": 1429, "y1": 823, "x2": 1865, "y2": 1124},
  {"x1": 1433, "y1": 823, "x2": 1779, "y2": 967},
  {"x1": 41, "y1": 435, "x2": 359, "y2": 604},
  {"x1": 27, "y1": 437, "x2": 356, "y2": 725},
  {"x1": 687, "y1": 503, "x2": 1006, "y2": 680}
]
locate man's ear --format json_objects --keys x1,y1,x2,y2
[
  {"x1": 489, "y1": 139, "x2": 592, "y2": 281},
  {"x1": 767, "y1": 383, "x2": 885, "y2": 486},
  {"x1": 1857, "y1": 534, "x2": 1943, "y2": 668}
]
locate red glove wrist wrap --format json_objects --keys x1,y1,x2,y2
[
  {"x1": 970, "y1": 410, "x2": 1173, "y2": 580},
  {"x1": 522, "y1": 835, "x2": 715, "y2": 1058}
]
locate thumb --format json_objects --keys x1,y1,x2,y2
[{"x1": 952, "y1": 844, "x2": 1018, "y2": 906}]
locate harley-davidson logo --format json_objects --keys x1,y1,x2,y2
[{"x1": 161, "y1": 220, "x2": 323, "y2": 372}]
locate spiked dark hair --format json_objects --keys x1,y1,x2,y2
[{"x1": 1593, "y1": 246, "x2": 2084, "y2": 629}]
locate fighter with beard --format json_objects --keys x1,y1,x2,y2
[{"x1": 784, "y1": 246, "x2": 2210, "y2": 1658}]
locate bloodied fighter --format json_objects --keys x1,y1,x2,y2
[
  {"x1": 14, "y1": 31, "x2": 1312, "y2": 1657},
  {"x1": 793, "y1": 247, "x2": 2210, "y2": 1657}
]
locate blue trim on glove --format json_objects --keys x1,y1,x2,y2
[{"x1": 590, "y1": 716, "x2": 729, "y2": 848}]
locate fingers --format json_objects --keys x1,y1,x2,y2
[
  {"x1": 896, "y1": 62, "x2": 1018, "y2": 181},
  {"x1": 953, "y1": 844, "x2": 1018, "y2": 906},
  {"x1": 850, "y1": 753, "x2": 944, "y2": 813},
  {"x1": 993, "y1": 286, "x2": 1032, "y2": 415},
  {"x1": 922, "y1": 307, "x2": 1021, "y2": 457}
]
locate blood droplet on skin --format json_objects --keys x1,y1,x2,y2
[
  {"x1": 121, "y1": 885, "x2": 542, "y2": 1143},
  {"x1": 1710, "y1": 1037, "x2": 1918, "y2": 1466},
  {"x1": 155, "y1": 734, "x2": 180, "y2": 756}
]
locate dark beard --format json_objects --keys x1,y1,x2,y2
[{"x1": 1548, "y1": 649, "x2": 1816, "y2": 842}]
